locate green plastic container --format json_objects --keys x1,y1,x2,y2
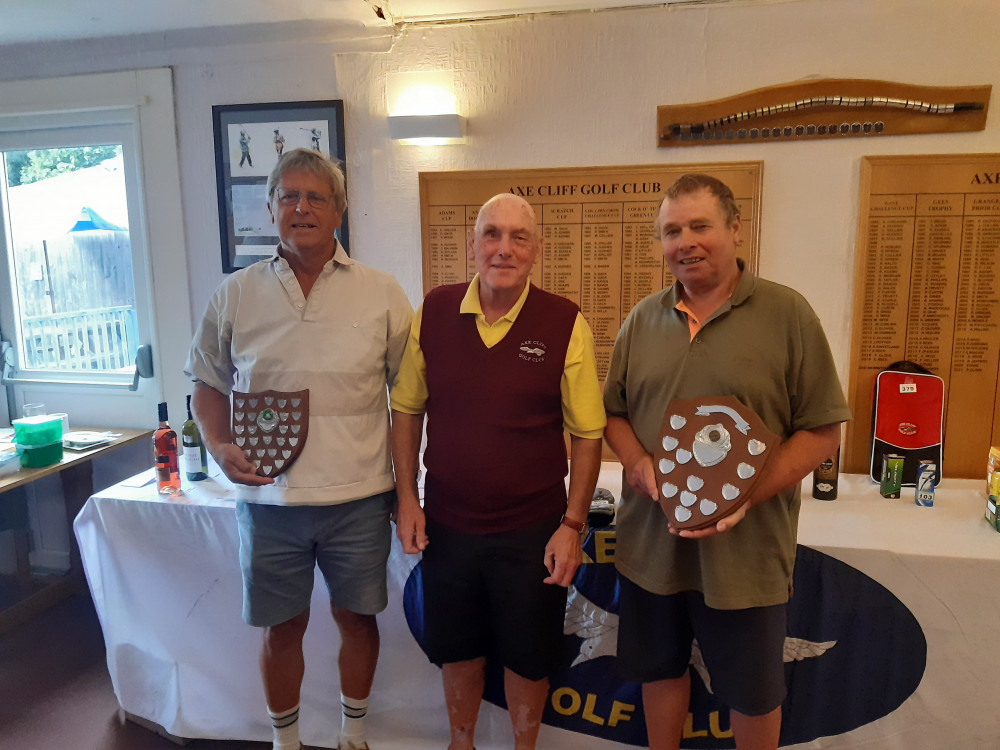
[
  {"x1": 16, "y1": 439, "x2": 64, "y2": 468},
  {"x1": 12, "y1": 415, "x2": 64, "y2": 446}
]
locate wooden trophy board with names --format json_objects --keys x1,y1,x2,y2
[
  {"x1": 419, "y1": 163, "x2": 762, "y2": 385},
  {"x1": 843, "y1": 154, "x2": 1000, "y2": 480},
  {"x1": 419, "y1": 164, "x2": 762, "y2": 462}
]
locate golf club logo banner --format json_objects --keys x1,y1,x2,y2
[{"x1": 403, "y1": 534, "x2": 925, "y2": 746}]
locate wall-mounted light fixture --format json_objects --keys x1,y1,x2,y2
[
  {"x1": 387, "y1": 70, "x2": 466, "y2": 145},
  {"x1": 388, "y1": 113, "x2": 466, "y2": 141}
]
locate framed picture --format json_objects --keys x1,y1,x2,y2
[{"x1": 212, "y1": 100, "x2": 348, "y2": 272}]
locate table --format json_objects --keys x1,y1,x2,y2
[
  {"x1": 791, "y1": 474, "x2": 1000, "y2": 749},
  {"x1": 74, "y1": 469, "x2": 1000, "y2": 749},
  {"x1": 0, "y1": 426, "x2": 152, "y2": 633}
]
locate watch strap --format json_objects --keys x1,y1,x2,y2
[{"x1": 560, "y1": 514, "x2": 587, "y2": 533}]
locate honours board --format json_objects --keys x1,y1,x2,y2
[
  {"x1": 844, "y1": 154, "x2": 1000, "y2": 479},
  {"x1": 419, "y1": 163, "x2": 762, "y2": 380}
]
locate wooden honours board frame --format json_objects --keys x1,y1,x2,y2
[
  {"x1": 419, "y1": 163, "x2": 762, "y2": 380},
  {"x1": 844, "y1": 154, "x2": 1000, "y2": 479}
]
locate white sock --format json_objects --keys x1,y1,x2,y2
[
  {"x1": 339, "y1": 693, "x2": 369, "y2": 747},
  {"x1": 268, "y1": 703, "x2": 301, "y2": 750}
]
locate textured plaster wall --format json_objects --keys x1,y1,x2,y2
[
  {"x1": 1, "y1": 0, "x2": 998, "y2": 392},
  {"x1": 324, "y1": 0, "x2": 998, "y2": 388}
]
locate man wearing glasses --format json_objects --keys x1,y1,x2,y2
[{"x1": 185, "y1": 148, "x2": 413, "y2": 750}]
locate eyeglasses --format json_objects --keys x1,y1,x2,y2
[{"x1": 274, "y1": 188, "x2": 335, "y2": 210}]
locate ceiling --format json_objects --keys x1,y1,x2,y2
[{"x1": 0, "y1": 1, "x2": 701, "y2": 46}]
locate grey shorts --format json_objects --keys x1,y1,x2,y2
[{"x1": 236, "y1": 491, "x2": 394, "y2": 627}]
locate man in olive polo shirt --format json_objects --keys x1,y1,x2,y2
[
  {"x1": 391, "y1": 193, "x2": 606, "y2": 750},
  {"x1": 603, "y1": 174, "x2": 851, "y2": 750}
]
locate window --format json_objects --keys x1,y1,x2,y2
[
  {"x1": 0, "y1": 69, "x2": 191, "y2": 428},
  {"x1": 3, "y1": 143, "x2": 139, "y2": 380}
]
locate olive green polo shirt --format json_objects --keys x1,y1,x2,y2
[{"x1": 604, "y1": 265, "x2": 851, "y2": 608}]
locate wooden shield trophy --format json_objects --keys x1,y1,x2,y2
[
  {"x1": 653, "y1": 395, "x2": 778, "y2": 531},
  {"x1": 232, "y1": 390, "x2": 309, "y2": 477}
]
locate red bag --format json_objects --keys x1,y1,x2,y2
[{"x1": 868, "y1": 361, "x2": 943, "y2": 486}]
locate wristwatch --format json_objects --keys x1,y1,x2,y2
[{"x1": 560, "y1": 513, "x2": 589, "y2": 541}]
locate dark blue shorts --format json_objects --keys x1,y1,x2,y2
[
  {"x1": 420, "y1": 514, "x2": 567, "y2": 681},
  {"x1": 617, "y1": 575, "x2": 787, "y2": 716}
]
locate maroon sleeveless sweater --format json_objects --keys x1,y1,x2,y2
[{"x1": 420, "y1": 283, "x2": 579, "y2": 534}]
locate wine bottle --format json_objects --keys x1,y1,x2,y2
[
  {"x1": 812, "y1": 447, "x2": 840, "y2": 500},
  {"x1": 181, "y1": 394, "x2": 208, "y2": 481},
  {"x1": 153, "y1": 401, "x2": 181, "y2": 494}
]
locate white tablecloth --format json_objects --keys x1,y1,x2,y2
[{"x1": 74, "y1": 468, "x2": 1000, "y2": 749}]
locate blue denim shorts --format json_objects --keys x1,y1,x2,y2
[{"x1": 236, "y1": 491, "x2": 393, "y2": 627}]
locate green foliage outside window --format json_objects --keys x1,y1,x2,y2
[{"x1": 4, "y1": 145, "x2": 121, "y2": 187}]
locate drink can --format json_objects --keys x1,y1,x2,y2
[
  {"x1": 988, "y1": 447, "x2": 1000, "y2": 531},
  {"x1": 988, "y1": 471, "x2": 1000, "y2": 530},
  {"x1": 915, "y1": 460, "x2": 935, "y2": 507},
  {"x1": 880, "y1": 453, "x2": 903, "y2": 498}
]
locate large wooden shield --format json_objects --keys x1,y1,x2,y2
[
  {"x1": 231, "y1": 389, "x2": 309, "y2": 477},
  {"x1": 653, "y1": 395, "x2": 779, "y2": 531}
]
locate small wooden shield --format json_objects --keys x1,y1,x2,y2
[
  {"x1": 232, "y1": 389, "x2": 309, "y2": 477},
  {"x1": 653, "y1": 395, "x2": 779, "y2": 531}
]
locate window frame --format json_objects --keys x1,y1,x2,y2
[
  {"x1": 0, "y1": 69, "x2": 191, "y2": 429},
  {"x1": 0, "y1": 116, "x2": 150, "y2": 388}
]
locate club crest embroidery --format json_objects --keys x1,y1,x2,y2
[
  {"x1": 519, "y1": 340, "x2": 547, "y2": 362},
  {"x1": 654, "y1": 395, "x2": 778, "y2": 530},
  {"x1": 231, "y1": 389, "x2": 309, "y2": 477}
]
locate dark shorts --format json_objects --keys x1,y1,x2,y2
[
  {"x1": 421, "y1": 514, "x2": 567, "y2": 681},
  {"x1": 617, "y1": 575, "x2": 788, "y2": 716},
  {"x1": 236, "y1": 492, "x2": 393, "y2": 627}
]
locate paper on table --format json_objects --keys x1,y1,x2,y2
[
  {"x1": 63, "y1": 431, "x2": 122, "y2": 450},
  {"x1": 119, "y1": 468, "x2": 156, "y2": 488}
]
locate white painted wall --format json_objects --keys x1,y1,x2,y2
[{"x1": 0, "y1": 0, "x2": 997, "y2": 400}]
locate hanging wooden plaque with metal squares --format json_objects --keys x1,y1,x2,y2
[{"x1": 657, "y1": 79, "x2": 990, "y2": 147}]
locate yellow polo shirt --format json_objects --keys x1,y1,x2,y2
[{"x1": 390, "y1": 276, "x2": 606, "y2": 439}]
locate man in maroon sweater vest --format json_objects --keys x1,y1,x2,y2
[{"x1": 391, "y1": 194, "x2": 606, "y2": 750}]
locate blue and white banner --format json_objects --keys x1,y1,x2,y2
[{"x1": 402, "y1": 530, "x2": 926, "y2": 747}]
